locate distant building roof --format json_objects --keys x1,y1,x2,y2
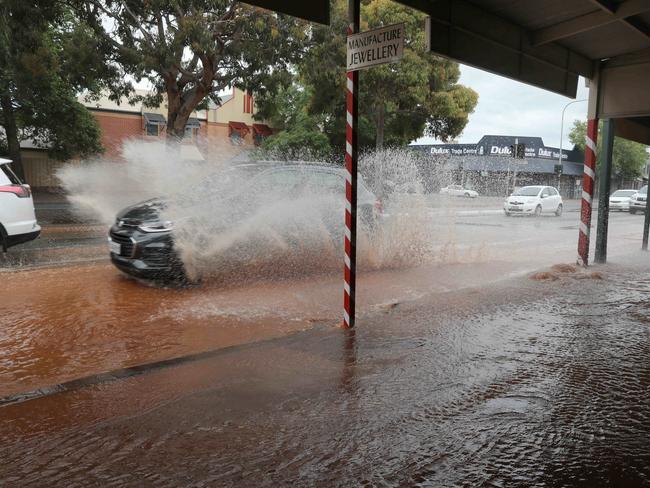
[
  {"x1": 206, "y1": 92, "x2": 235, "y2": 109},
  {"x1": 218, "y1": 92, "x2": 234, "y2": 105}
]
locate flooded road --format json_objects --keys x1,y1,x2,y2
[
  {"x1": 2, "y1": 196, "x2": 650, "y2": 486},
  {"x1": 2, "y1": 259, "x2": 650, "y2": 486}
]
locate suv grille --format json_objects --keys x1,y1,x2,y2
[
  {"x1": 141, "y1": 249, "x2": 172, "y2": 267},
  {"x1": 110, "y1": 232, "x2": 135, "y2": 257}
]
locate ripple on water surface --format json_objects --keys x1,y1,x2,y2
[{"x1": 1, "y1": 266, "x2": 650, "y2": 487}]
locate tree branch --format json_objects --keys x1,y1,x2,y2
[{"x1": 121, "y1": 2, "x2": 156, "y2": 47}]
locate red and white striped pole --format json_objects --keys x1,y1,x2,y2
[
  {"x1": 577, "y1": 118, "x2": 598, "y2": 266},
  {"x1": 343, "y1": 0, "x2": 360, "y2": 329}
]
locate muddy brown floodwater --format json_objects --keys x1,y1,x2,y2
[{"x1": 1, "y1": 258, "x2": 650, "y2": 486}]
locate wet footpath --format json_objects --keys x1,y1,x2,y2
[{"x1": 1, "y1": 258, "x2": 650, "y2": 487}]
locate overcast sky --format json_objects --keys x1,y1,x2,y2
[{"x1": 414, "y1": 64, "x2": 590, "y2": 149}]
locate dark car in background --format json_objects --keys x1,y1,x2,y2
[{"x1": 108, "y1": 162, "x2": 383, "y2": 282}]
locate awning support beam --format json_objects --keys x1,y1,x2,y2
[
  {"x1": 595, "y1": 118, "x2": 615, "y2": 264},
  {"x1": 642, "y1": 186, "x2": 650, "y2": 249},
  {"x1": 589, "y1": 0, "x2": 650, "y2": 43},
  {"x1": 425, "y1": 0, "x2": 592, "y2": 98},
  {"x1": 532, "y1": 0, "x2": 650, "y2": 46}
]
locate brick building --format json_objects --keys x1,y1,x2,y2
[{"x1": 20, "y1": 88, "x2": 275, "y2": 188}]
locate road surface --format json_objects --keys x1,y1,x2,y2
[{"x1": 1, "y1": 196, "x2": 649, "y2": 486}]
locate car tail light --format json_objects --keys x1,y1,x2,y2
[
  {"x1": 0, "y1": 184, "x2": 31, "y2": 198},
  {"x1": 374, "y1": 198, "x2": 383, "y2": 214}
]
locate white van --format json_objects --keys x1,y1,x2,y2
[{"x1": 0, "y1": 158, "x2": 40, "y2": 251}]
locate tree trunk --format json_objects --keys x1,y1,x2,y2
[
  {"x1": 165, "y1": 87, "x2": 185, "y2": 142},
  {"x1": 375, "y1": 102, "x2": 385, "y2": 149},
  {"x1": 165, "y1": 83, "x2": 208, "y2": 142},
  {"x1": 0, "y1": 93, "x2": 25, "y2": 181}
]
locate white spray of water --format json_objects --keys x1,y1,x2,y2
[{"x1": 58, "y1": 141, "x2": 494, "y2": 282}]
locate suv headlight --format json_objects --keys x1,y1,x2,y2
[{"x1": 138, "y1": 220, "x2": 174, "y2": 233}]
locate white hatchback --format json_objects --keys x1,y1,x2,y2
[
  {"x1": 0, "y1": 158, "x2": 40, "y2": 251},
  {"x1": 439, "y1": 184, "x2": 479, "y2": 198},
  {"x1": 504, "y1": 185, "x2": 563, "y2": 217}
]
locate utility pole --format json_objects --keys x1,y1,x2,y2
[
  {"x1": 512, "y1": 137, "x2": 518, "y2": 192},
  {"x1": 559, "y1": 99, "x2": 586, "y2": 196},
  {"x1": 594, "y1": 119, "x2": 614, "y2": 263}
]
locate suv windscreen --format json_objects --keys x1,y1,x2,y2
[
  {"x1": 0, "y1": 164, "x2": 22, "y2": 185},
  {"x1": 639, "y1": 186, "x2": 648, "y2": 195}
]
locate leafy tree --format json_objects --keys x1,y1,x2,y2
[
  {"x1": 0, "y1": 1, "x2": 114, "y2": 179},
  {"x1": 569, "y1": 119, "x2": 649, "y2": 183},
  {"x1": 258, "y1": 84, "x2": 332, "y2": 159},
  {"x1": 291, "y1": 0, "x2": 478, "y2": 149},
  {"x1": 78, "y1": 0, "x2": 306, "y2": 140}
]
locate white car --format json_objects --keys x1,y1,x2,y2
[
  {"x1": 609, "y1": 189, "x2": 637, "y2": 211},
  {"x1": 0, "y1": 158, "x2": 40, "y2": 251},
  {"x1": 629, "y1": 185, "x2": 647, "y2": 214},
  {"x1": 439, "y1": 184, "x2": 479, "y2": 198},
  {"x1": 504, "y1": 185, "x2": 563, "y2": 217}
]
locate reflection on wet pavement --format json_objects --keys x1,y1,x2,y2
[
  {"x1": 0, "y1": 260, "x2": 530, "y2": 399},
  {"x1": 1, "y1": 261, "x2": 649, "y2": 486}
]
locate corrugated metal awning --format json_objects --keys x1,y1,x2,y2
[
  {"x1": 229, "y1": 121, "x2": 250, "y2": 137},
  {"x1": 252, "y1": 124, "x2": 273, "y2": 137},
  {"x1": 424, "y1": 154, "x2": 584, "y2": 176},
  {"x1": 143, "y1": 112, "x2": 166, "y2": 125}
]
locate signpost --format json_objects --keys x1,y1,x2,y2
[
  {"x1": 347, "y1": 23, "x2": 405, "y2": 71},
  {"x1": 343, "y1": 15, "x2": 404, "y2": 329}
]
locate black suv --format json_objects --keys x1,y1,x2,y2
[{"x1": 109, "y1": 163, "x2": 382, "y2": 282}]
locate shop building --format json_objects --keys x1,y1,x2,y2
[{"x1": 411, "y1": 135, "x2": 586, "y2": 197}]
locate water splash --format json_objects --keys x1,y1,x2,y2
[{"x1": 58, "y1": 141, "x2": 495, "y2": 282}]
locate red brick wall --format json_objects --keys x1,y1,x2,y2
[
  {"x1": 93, "y1": 112, "x2": 143, "y2": 158},
  {"x1": 92, "y1": 110, "x2": 211, "y2": 159}
]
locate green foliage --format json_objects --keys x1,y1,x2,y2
[
  {"x1": 569, "y1": 119, "x2": 649, "y2": 180},
  {"x1": 262, "y1": 124, "x2": 332, "y2": 161},
  {"x1": 80, "y1": 0, "x2": 306, "y2": 137},
  {"x1": 258, "y1": 85, "x2": 332, "y2": 160},
  {"x1": 0, "y1": 0, "x2": 111, "y2": 178},
  {"x1": 294, "y1": 0, "x2": 478, "y2": 149}
]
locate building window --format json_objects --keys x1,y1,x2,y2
[
  {"x1": 252, "y1": 123, "x2": 272, "y2": 146},
  {"x1": 228, "y1": 121, "x2": 249, "y2": 145},
  {"x1": 243, "y1": 92, "x2": 254, "y2": 114},
  {"x1": 146, "y1": 123, "x2": 160, "y2": 136},
  {"x1": 142, "y1": 112, "x2": 167, "y2": 137},
  {"x1": 184, "y1": 118, "x2": 201, "y2": 141},
  {"x1": 184, "y1": 126, "x2": 199, "y2": 140}
]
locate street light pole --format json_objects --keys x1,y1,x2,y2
[{"x1": 559, "y1": 99, "x2": 587, "y2": 194}]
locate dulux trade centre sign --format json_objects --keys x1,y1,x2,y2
[{"x1": 423, "y1": 135, "x2": 583, "y2": 162}]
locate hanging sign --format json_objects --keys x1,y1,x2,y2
[{"x1": 347, "y1": 23, "x2": 405, "y2": 71}]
